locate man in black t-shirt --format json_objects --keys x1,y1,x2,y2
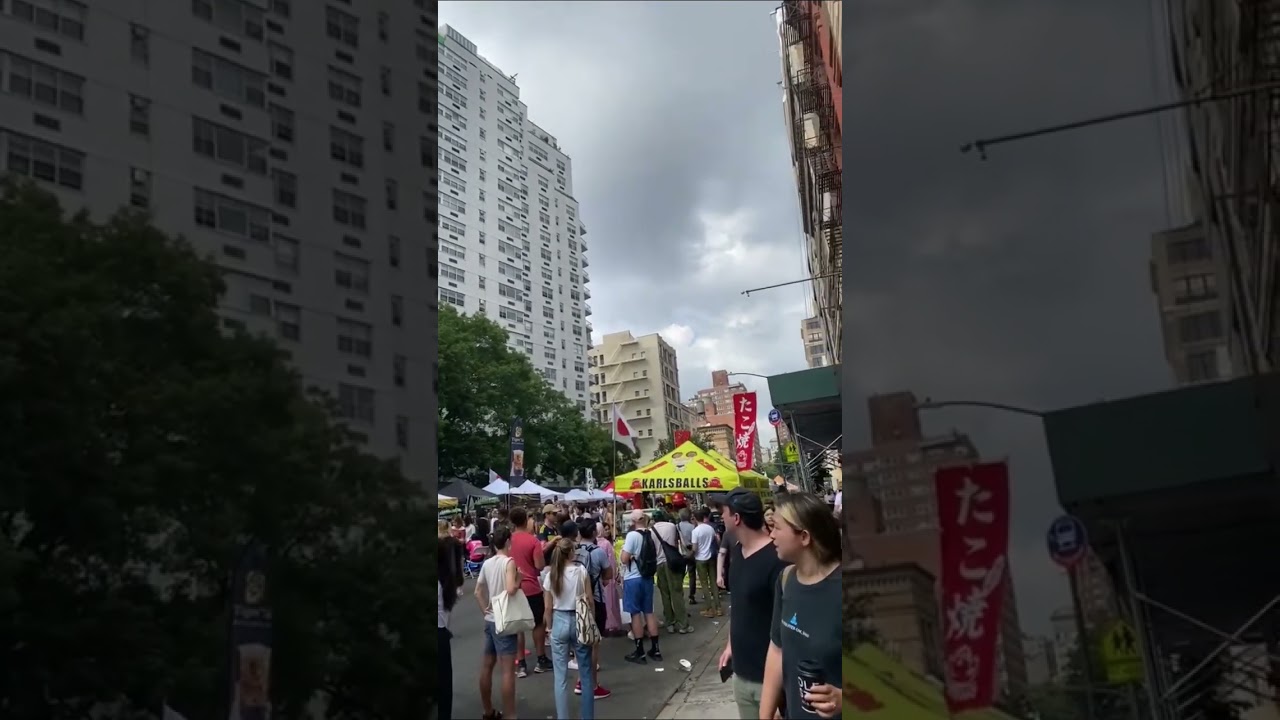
[{"x1": 710, "y1": 488, "x2": 789, "y2": 720}]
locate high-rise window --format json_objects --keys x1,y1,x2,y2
[{"x1": 325, "y1": 6, "x2": 359, "y2": 48}]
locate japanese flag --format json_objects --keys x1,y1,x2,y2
[{"x1": 611, "y1": 403, "x2": 637, "y2": 454}]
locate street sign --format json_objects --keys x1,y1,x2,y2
[
  {"x1": 782, "y1": 441, "x2": 799, "y2": 463},
  {"x1": 1100, "y1": 619, "x2": 1144, "y2": 685},
  {"x1": 768, "y1": 408, "x2": 782, "y2": 426},
  {"x1": 1045, "y1": 515, "x2": 1088, "y2": 568}
]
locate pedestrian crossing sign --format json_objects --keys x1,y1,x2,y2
[
  {"x1": 783, "y1": 442, "x2": 799, "y2": 463},
  {"x1": 1100, "y1": 619, "x2": 1144, "y2": 685}
]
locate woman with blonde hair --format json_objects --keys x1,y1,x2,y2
[
  {"x1": 542, "y1": 535, "x2": 598, "y2": 719},
  {"x1": 759, "y1": 493, "x2": 842, "y2": 719}
]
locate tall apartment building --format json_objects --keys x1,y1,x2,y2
[
  {"x1": 437, "y1": 26, "x2": 591, "y2": 414},
  {"x1": 0, "y1": 0, "x2": 439, "y2": 483},
  {"x1": 1167, "y1": 0, "x2": 1280, "y2": 375},
  {"x1": 692, "y1": 370, "x2": 765, "y2": 467},
  {"x1": 801, "y1": 315, "x2": 832, "y2": 368},
  {"x1": 1151, "y1": 222, "x2": 1236, "y2": 384},
  {"x1": 846, "y1": 392, "x2": 1029, "y2": 698},
  {"x1": 779, "y1": 1, "x2": 842, "y2": 366},
  {"x1": 588, "y1": 331, "x2": 687, "y2": 461}
]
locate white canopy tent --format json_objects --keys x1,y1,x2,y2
[
  {"x1": 483, "y1": 477, "x2": 560, "y2": 499},
  {"x1": 563, "y1": 489, "x2": 592, "y2": 503}
]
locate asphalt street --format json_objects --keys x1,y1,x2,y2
[{"x1": 449, "y1": 576, "x2": 730, "y2": 720}]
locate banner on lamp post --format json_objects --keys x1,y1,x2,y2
[
  {"x1": 509, "y1": 417, "x2": 526, "y2": 488},
  {"x1": 673, "y1": 429, "x2": 691, "y2": 446},
  {"x1": 731, "y1": 392, "x2": 757, "y2": 472},
  {"x1": 226, "y1": 541, "x2": 273, "y2": 720},
  {"x1": 935, "y1": 461, "x2": 1011, "y2": 715}
]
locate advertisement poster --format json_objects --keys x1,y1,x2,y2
[
  {"x1": 509, "y1": 416, "x2": 526, "y2": 488},
  {"x1": 731, "y1": 391, "x2": 757, "y2": 472},
  {"x1": 934, "y1": 462, "x2": 1011, "y2": 715},
  {"x1": 227, "y1": 542, "x2": 272, "y2": 720}
]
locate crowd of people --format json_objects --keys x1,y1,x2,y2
[{"x1": 436, "y1": 484, "x2": 843, "y2": 720}]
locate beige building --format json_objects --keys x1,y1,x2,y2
[
  {"x1": 1150, "y1": 222, "x2": 1236, "y2": 384},
  {"x1": 801, "y1": 315, "x2": 833, "y2": 368},
  {"x1": 845, "y1": 562, "x2": 943, "y2": 680},
  {"x1": 588, "y1": 331, "x2": 688, "y2": 461}
]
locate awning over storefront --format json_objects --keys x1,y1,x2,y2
[
  {"x1": 767, "y1": 365, "x2": 841, "y2": 447},
  {"x1": 1044, "y1": 376, "x2": 1274, "y2": 507},
  {"x1": 1043, "y1": 375, "x2": 1280, "y2": 640}
]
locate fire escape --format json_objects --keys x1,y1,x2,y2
[
  {"x1": 1250, "y1": 0, "x2": 1280, "y2": 368},
  {"x1": 781, "y1": 1, "x2": 843, "y2": 363}
]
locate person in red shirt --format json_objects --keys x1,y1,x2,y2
[{"x1": 508, "y1": 507, "x2": 551, "y2": 677}]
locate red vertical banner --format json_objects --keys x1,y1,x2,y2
[
  {"x1": 673, "y1": 429, "x2": 691, "y2": 446},
  {"x1": 731, "y1": 392, "x2": 757, "y2": 471},
  {"x1": 935, "y1": 462, "x2": 1012, "y2": 715}
]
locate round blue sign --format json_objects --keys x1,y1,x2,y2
[
  {"x1": 1046, "y1": 515, "x2": 1088, "y2": 568},
  {"x1": 768, "y1": 408, "x2": 782, "y2": 426}
]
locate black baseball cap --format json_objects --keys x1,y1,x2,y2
[
  {"x1": 559, "y1": 520, "x2": 579, "y2": 539},
  {"x1": 708, "y1": 488, "x2": 764, "y2": 516}
]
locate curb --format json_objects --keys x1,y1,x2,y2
[{"x1": 652, "y1": 617, "x2": 730, "y2": 718}]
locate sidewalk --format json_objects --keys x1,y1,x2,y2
[{"x1": 656, "y1": 620, "x2": 736, "y2": 719}]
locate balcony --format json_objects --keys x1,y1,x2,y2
[
  {"x1": 584, "y1": 287, "x2": 592, "y2": 299},
  {"x1": 584, "y1": 303, "x2": 592, "y2": 317}
]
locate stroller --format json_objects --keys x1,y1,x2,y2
[{"x1": 464, "y1": 539, "x2": 486, "y2": 578}]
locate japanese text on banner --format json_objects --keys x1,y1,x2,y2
[
  {"x1": 731, "y1": 391, "x2": 757, "y2": 472},
  {"x1": 934, "y1": 462, "x2": 1011, "y2": 715}
]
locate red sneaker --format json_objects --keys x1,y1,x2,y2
[{"x1": 593, "y1": 686, "x2": 612, "y2": 699}]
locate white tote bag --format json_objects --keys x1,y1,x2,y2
[{"x1": 491, "y1": 557, "x2": 536, "y2": 636}]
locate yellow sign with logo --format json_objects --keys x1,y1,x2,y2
[
  {"x1": 1100, "y1": 620, "x2": 1144, "y2": 685},
  {"x1": 783, "y1": 441, "x2": 799, "y2": 463},
  {"x1": 613, "y1": 441, "x2": 770, "y2": 494}
]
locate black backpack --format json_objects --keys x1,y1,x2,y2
[
  {"x1": 654, "y1": 528, "x2": 687, "y2": 575},
  {"x1": 637, "y1": 530, "x2": 658, "y2": 579}
]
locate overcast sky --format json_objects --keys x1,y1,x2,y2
[{"x1": 440, "y1": 1, "x2": 1181, "y2": 633}]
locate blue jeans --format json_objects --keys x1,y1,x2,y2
[{"x1": 550, "y1": 610, "x2": 595, "y2": 719}]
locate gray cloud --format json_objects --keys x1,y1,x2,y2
[
  {"x1": 846, "y1": 1, "x2": 1180, "y2": 632},
  {"x1": 439, "y1": 1, "x2": 811, "y2": 421}
]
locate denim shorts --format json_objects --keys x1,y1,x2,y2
[
  {"x1": 623, "y1": 577, "x2": 655, "y2": 615},
  {"x1": 484, "y1": 620, "x2": 518, "y2": 656}
]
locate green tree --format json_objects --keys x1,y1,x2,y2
[
  {"x1": 0, "y1": 182, "x2": 435, "y2": 718},
  {"x1": 437, "y1": 304, "x2": 610, "y2": 484}
]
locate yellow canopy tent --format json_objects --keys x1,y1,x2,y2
[
  {"x1": 612, "y1": 441, "x2": 771, "y2": 495},
  {"x1": 437, "y1": 494, "x2": 458, "y2": 509},
  {"x1": 703, "y1": 447, "x2": 772, "y2": 492},
  {"x1": 843, "y1": 644, "x2": 1023, "y2": 720}
]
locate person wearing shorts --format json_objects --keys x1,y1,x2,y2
[
  {"x1": 475, "y1": 524, "x2": 519, "y2": 720},
  {"x1": 619, "y1": 511, "x2": 661, "y2": 664}
]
